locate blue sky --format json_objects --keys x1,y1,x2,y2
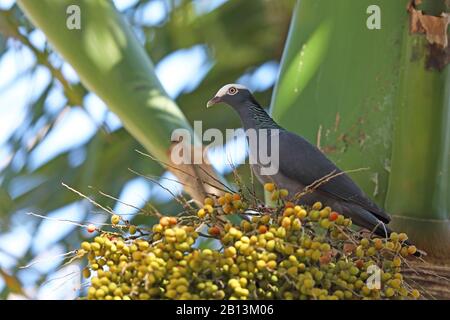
[{"x1": 0, "y1": 0, "x2": 279, "y2": 299}]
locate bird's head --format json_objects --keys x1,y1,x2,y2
[{"x1": 207, "y1": 84, "x2": 256, "y2": 110}]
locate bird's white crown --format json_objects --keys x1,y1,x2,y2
[{"x1": 215, "y1": 83, "x2": 249, "y2": 97}]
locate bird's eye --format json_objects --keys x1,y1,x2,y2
[{"x1": 228, "y1": 87, "x2": 238, "y2": 95}]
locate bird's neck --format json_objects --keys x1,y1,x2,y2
[{"x1": 236, "y1": 101, "x2": 281, "y2": 131}]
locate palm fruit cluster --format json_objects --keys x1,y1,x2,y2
[{"x1": 78, "y1": 183, "x2": 420, "y2": 300}]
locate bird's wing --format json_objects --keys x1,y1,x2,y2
[{"x1": 277, "y1": 130, "x2": 391, "y2": 223}]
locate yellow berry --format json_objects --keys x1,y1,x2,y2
[
  {"x1": 279, "y1": 189, "x2": 289, "y2": 198},
  {"x1": 320, "y1": 219, "x2": 331, "y2": 229},
  {"x1": 312, "y1": 202, "x2": 323, "y2": 210},
  {"x1": 398, "y1": 233, "x2": 408, "y2": 242},
  {"x1": 385, "y1": 288, "x2": 395, "y2": 297},
  {"x1": 407, "y1": 245, "x2": 417, "y2": 255},
  {"x1": 283, "y1": 208, "x2": 295, "y2": 217},
  {"x1": 390, "y1": 278, "x2": 401, "y2": 289},
  {"x1": 390, "y1": 232, "x2": 399, "y2": 242},
  {"x1": 256, "y1": 260, "x2": 266, "y2": 270},
  {"x1": 197, "y1": 209, "x2": 206, "y2": 218},
  {"x1": 264, "y1": 183, "x2": 275, "y2": 192},
  {"x1": 82, "y1": 267, "x2": 91, "y2": 278},
  {"x1": 292, "y1": 218, "x2": 302, "y2": 231},
  {"x1": 281, "y1": 217, "x2": 291, "y2": 229},
  {"x1": 203, "y1": 204, "x2": 214, "y2": 214},
  {"x1": 111, "y1": 215, "x2": 120, "y2": 225},
  {"x1": 392, "y1": 257, "x2": 402, "y2": 267},
  {"x1": 81, "y1": 242, "x2": 91, "y2": 251}
]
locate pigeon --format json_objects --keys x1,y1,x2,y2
[{"x1": 207, "y1": 83, "x2": 392, "y2": 238}]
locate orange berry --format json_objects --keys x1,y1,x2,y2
[
  {"x1": 208, "y1": 226, "x2": 221, "y2": 236},
  {"x1": 374, "y1": 238, "x2": 383, "y2": 250},
  {"x1": 224, "y1": 193, "x2": 233, "y2": 203},
  {"x1": 343, "y1": 243, "x2": 356, "y2": 254},
  {"x1": 223, "y1": 204, "x2": 233, "y2": 214},
  {"x1": 218, "y1": 196, "x2": 226, "y2": 206},
  {"x1": 159, "y1": 217, "x2": 170, "y2": 227},
  {"x1": 168, "y1": 217, "x2": 177, "y2": 225},
  {"x1": 87, "y1": 224, "x2": 96, "y2": 233},
  {"x1": 232, "y1": 194, "x2": 241, "y2": 201},
  {"x1": 319, "y1": 253, "x2": 331, "y2": 265},
  {"x1": 355, "y1": 259, "x2": 364, "y2": 269},
  {"x1": 329, "y1": 211, "x2": 339, "y2": 221},
  {"x1": 258, "y1": 225, "x2": 268, "y2": 234},
  {"x1": 285, "y1": 202, "x2": 295, "y2": 208}
]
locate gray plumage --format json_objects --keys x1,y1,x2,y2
[{"x1": 207, "y1": 84, "x2": 391, "y2": 238}]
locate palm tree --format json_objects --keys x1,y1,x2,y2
[{"x1": 3, "y1": 0, "x2": 447, "y2": 299}]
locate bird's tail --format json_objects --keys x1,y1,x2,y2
[
  {"x1": 347, "y1": 206, "x2": 423, "y2": 257},
  {"x1": 371, "y1": 220, "x2": 422, "y2": 257}
]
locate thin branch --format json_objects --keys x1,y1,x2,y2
[
  {"x1": 19, "y1": 250, "x2": 78, "y2": 269},
  {"x1": 26, "y1": 212, "x2": 88, "y2": 228},
  {"x1": 62, "y1": 182, "x2": 116, "y2": 216},
  {"x1": 88, "y1": 185, "x2": 162, "y2": 218},
  {"x1": 128, "y1": 167, "x2": 193, "y2": 211},
  {"x1": 294, "y1": 167, "x2": 370, "y2": 201},
  {"x1": 135, "y1": 149, "x2": 230, "y2": 194}
]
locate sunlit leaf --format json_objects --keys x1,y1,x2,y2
[{"x1": 0, "y1": 269, "x2": 27, "y2": 297}]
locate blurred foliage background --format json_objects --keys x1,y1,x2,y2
[{"x1": 0, "y1": 0, "x2": 294, "y2": 298}]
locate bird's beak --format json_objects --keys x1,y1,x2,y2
[{"x1": 207, "y1": 96, "x2": 222, "y2": 108}]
